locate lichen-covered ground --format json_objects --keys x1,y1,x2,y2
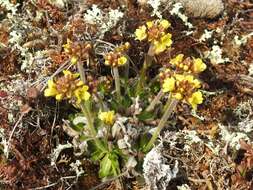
[{"x1": 0, "y1": 0, "x2": 253, "y2": 190}]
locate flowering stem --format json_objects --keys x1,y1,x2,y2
[
  {"x1": 143, "y1": 98, "x2": 178, "y2": 153},
  {"x1": 146, "y1": 89, "x2": 164, "y2": 112},
  {"x1": 136, "y1": 45, "x2": 154, "y2": 96},
  {"x1": 136, "y1": 55, "x2": 153, "y2": 96},
  {"x1": 77, "y1": 61, "x2": 86, "y2": 83},
  {"x1": 80, "y1": 103, "x2": 96, "y2": 135},
  {"x1": 113, "y1": 67, "x2": 121, "y2": 101},
  {"x1": 80, "y1": 103, "x2": 106, "y2": 151}
]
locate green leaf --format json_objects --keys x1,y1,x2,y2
[
  {"x1": 91, "y1": 149, "x2": 106, "y2": 161},
  {"x1": 137, "y1": 111, "x2": 154, "y2": 121},
  {"x1": 99, "y1": 154, "x2": 112, "y2": 178},
  {"x1": 98, "y1": 151, "x2": 121, "y2": 178},
  {"x1": 139, "y1": 133, "x2": 151, "y2": 151}
]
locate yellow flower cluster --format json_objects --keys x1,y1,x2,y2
[
  {"x1": 135, "y1": 19, "x2": 172, "y2": 54},
  {"x1": 162, "y1": 74, "x2": 203, "y2": 109},
  {"x1": 44, "y1": 70, "x2": 90, "y2": 103},
  {"x1": 170, "y1": 54, "x2": 206, "y2": 74},
  {"x1": 98, "y1": 110, "x2": 115, "y2": 125},
  {"x1": 63, "y1": 39, "x2": 91, "y2": 64},
  {"x1": 104, "y1": 43, "x2": 130, "y2": 67}
]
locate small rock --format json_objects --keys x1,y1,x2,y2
[
  {"x1": 140, "y1": 0, "x2": 225, "y2": 18},
  {"x1": 179, "y1": 0, "x2": 224, "y2": 18}
]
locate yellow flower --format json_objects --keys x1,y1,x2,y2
[
  {"x1": 187, "y1": 91, "x2": 203, "y2": 110},
  {"x1": 153, "y1": 33, "x2": 172, "y2": 54},
  {"x1": 118, "y1": 56, "x2": 127, "y2": 66},
  {"x1": 170, "y1": 54, "x2": 184, "y2": 66},
  {"x1": 146, "y1": 21, "x2": 154, "y2": 28},
  {"x1": 63, "y1": 38, "x2": 72, "y2": 53},
  {"x1": 162, "y1": 77, "x2": 175, "y2": 92},
  {"x1": 183, "y1": 75, "x2": 201, "y2": 88},
  {"x1": 74, "y1": 85, "x2": 91, "y2": 104},
  {"x1": 71, "y1": 56, "x2": 78, "y2": 64},
  {"x1": 63, "y1": 70, "x2": 79, "y2": 78},
  {"x1": 159, "y1": 19, "x2": 171, "y2": 29},
  {"x1": 98, "y1": 110, "x2": 115, "y2": 125},
  {"x1": 135, "y1": 25, "x2": 147, "y2": 41},
  {"x1": 55, "y1": 94, "x2": 64, "y2": 101},
  {"x1": 44, "y1": 79, "x2": 58, "y2": 97},
  {"x1": 192, "y1": 58, "x2": 206, "y2": 73},
  {"x1": 173, "y1": 93, "x2": 183, "y2": 100},
  {"x1": 174, "y1": 74, "x2": 184, "y2": 81}
]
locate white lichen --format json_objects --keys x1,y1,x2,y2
[
  {"x1": 51, "y1": 142, "x2": 73, "y2": 166},
  {"x1": 84, "y1": 5, "x2": 124, "y2": 38},
  {"x1": 117, "y1": 135, "x2": 131, "y2": 149},
  {"x1": 248, "y1": 64, "x2": 253, "y2": 76},
  {"x1": 205, "y1": 45, "x2": 230, "y2": 64},
  {"x1": 0, "y1": 0, "x2": 19, "y2": 14},
  {"x1": 8, "y1": 30, "x2": 34, "y2": 72},
  {"x1": 205, "y1": 141, "x2": 220, "y2": 155},
  {"x1": 233, "y1": 32, "x2": 253, "y2": 47},
  {"x1": 143, "y1": 144, "x2": 179, "y2": 190},
  {"x1": 237, "y1": 118, "x2": 253, "y2": 133},
  {"x1": 48, "y1": 0, "x2": 69, "y2": 9},
  {"x1": 70, "y1": 160, "x2": 85, "y2": 177},
  {"x1": 199, "y1": 29, "x2": 214, "y2": 42},
  {"x1": 170, "y1": 2, "x2": 193, "y2": 29},
  {"x1": 219, "y1": 124, "x2": 249, "y2": 150},
  {"x1": 184, "y1": 130, "x2": 202, "y2": 144},
  {"x1": 177, "y1": 184, "x2": 191, "y2": 190},
  {"x1": 0, "y1": 128, "x2": 8, "y2": 157},
  {"x1": 234, "y1": 100, "x2": 253, "y2": 120},
  {"x1": 147, "y1": 0, "x2": 162, "y2": 18}
]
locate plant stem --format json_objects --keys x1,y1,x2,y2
[
  {"x1": 146, "y1": 89, "x2": 164, "y2": 112},
  {"x1": 77, "y1": 61, "x2": 86, "y2": 83},
  {"x1": 80, "y1": 103, "x2": 106, "y2": 151},
  {"x1": 143, "y1": 97, "x2": 178, "y2": 153},
  {"x1": 136, "y1": 54, "x2": 153, "y2": 96},
  {"x1": 136, "y1": 45, "x2": 154, "y2": 96},
  {"x1": 113, "y1": 67, "x2": 121, "y2": 101}
]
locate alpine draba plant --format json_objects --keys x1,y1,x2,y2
[{"x1": 43, "y1": 19, "x2": 206, "y2": 179}]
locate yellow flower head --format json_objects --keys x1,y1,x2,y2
[
  {"x1": 187, "y1": 91, "x2": 203, "y2": 110},
  {"x1": 173, "y1": 93, "x2": 183, "y2": 100},
  {"x1": 153, "y1": 33, "x2": 172, "y2": 54},
  {"x1": 192, "y1": 58, "x2": 207, "y2": 73},
  {"x1": 44, "y1": 79, "x2": 58, "y2": 97},
  {"x1": 118, "y1": 56, "x2": 127, "y2": 66},
  {"x1": 44, "y1": 80, "x2": 64, "y2": 101},
  {"x1": 135, "y1": 25, "x2": 147, "y2": 41},
  {"x1": 63, "y1": 38, "x2": 72, "y2": 53},
  {"x1": 135, "y1": 19, "x2": 172, "y2": 54},
  {"x1": 162, "y1": 77, "x2": 175, "y2": 92},
  {"x1": 184, "y1": 75, "x2": 201, "y2": 88},
  {"x1": 146, "y1": 21, "x2": 154, "y2": 29},
  {"x1": 44, "y1": 70, "x2": 90, "y2": 103},
  {"x1": 159, "y1": 19, "x2": 171, "y2": 29},
  {"x1": 162, "y1": 74, "x2": 204, "y2": 109},
  {"x1": 74, "y1": 85, "x2": 90, "y2": 104},
  {"x1": 63, "y1": 70, "x2": 80, "y2": 78},
  {"x1": 71, "y1": 56, "x2": 78, "y2": 64},
  {"x1": 98, "y1": 110, "x2": 115, "y2": 125},
  {"x1": 170, "y1": 54, "x2": 184, "y2": 66}
]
